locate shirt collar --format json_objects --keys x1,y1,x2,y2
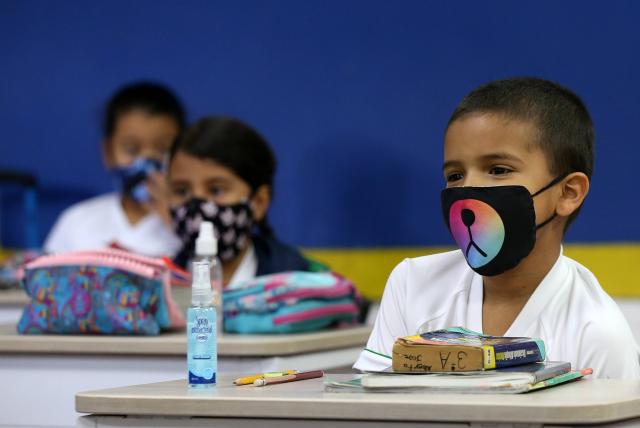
[
  {"x1": 467, "y1": 246, "x2": 568, "y2": 336},
  {"x1": 505, "y1": 248, "x2": 568, "y2": 336},
  {"x1": 229, "y1": 243, "x2": 258, "y2": 285}
]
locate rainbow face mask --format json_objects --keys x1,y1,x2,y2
[{"x1": 440, "y1": 176, "x2": 564, "y2": 276}]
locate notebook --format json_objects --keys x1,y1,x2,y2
[{"x1": 325, "y1": 362, "x2": 590, "y2": 394}]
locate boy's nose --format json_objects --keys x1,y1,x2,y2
[
  {"x1": 139, "y1": 150, "x2": 165, "y2": 161},
  {"x1": 459, "y1": 171, "x2": 489, "y2": 187},
  {"x1": 459, "y1": 176, "x2": 476, "y2": 188},
  {"x1": 192, "y1": 186, "x2": 211, "y2": 201}
]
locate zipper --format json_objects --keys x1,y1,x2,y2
[
  {"x1": 266, "y1": 283, "x2": 354, "y2": 303},
  {"x1": 75, "y1": 248, "x2": 166, "y2": 268},
  {"x1": 25, "y1": 250, "x2": 160, "y2": 278},
  {"x1": 273, "y1": 303, "x2": 359, "y2": 325}
]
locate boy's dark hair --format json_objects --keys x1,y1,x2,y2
[
  {"x1": 447, "y1": 77, "x2": 595, "y2": 231},
  {"x1": 104, "y1": 82, "x2": 185, "y2": 137},
  {"x1": 171, "y1": 116, "x2": 277, "y2": 236}
]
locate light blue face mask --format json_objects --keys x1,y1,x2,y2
[{"x1": 111, "y1": 158, "x2": 165, "y2": 202}]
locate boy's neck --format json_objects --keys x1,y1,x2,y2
[
  {"x1": 481, "y1": 226, "x2": 562, "y2": 336},
  {"x1": 121, "y1": 196, "x2": 151, "y2": 226}
]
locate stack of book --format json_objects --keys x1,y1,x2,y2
[{"x1": 327, "y1": 327, "x2": 591, "y2": 394}]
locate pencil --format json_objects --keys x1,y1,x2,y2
[
  {"x1": 233, "y1": 370, "x2": 296, "y2": 385},
  {"x1": 253, "y1": 370, "x2": 324, "y2": 387}
]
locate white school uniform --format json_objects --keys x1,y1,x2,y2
[
  {"x1": 228, "y1": 244, "x2": 258, "y2": 285},
  {"x1": 44, "y1": 193, "x2": 181, "y2": 258},
  {"x1": 354, "y1": 249, "x2": 640, "y2": 379}
]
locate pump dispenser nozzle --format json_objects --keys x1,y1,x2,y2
[{"x1": 196, "y1": 222, "x2": 217, "y2": 257}]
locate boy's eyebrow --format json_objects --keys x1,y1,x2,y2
[
  {"x1": 480, "y1": 152, "x2": 524, "y2": 164},
  {"x1": 205, "y1": 177, "x2": 233, "y2": 185},
  {"x1": 442, "y1": 160, "x2": 462, "y2": 171},
  {"x1": 442, "y1": 152, "x2": 524, "y2": 170},
  {"x1": 169, "y1": 178, "x2": 190, "y2": 184}
]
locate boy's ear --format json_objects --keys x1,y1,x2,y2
[
  {"x1": 102, "y1": 138, "x2": 115, "y2": 169},
  {"x1": 556, "y1": 172, "x2": 590, "y2": 218},
  {"x1": 251, "y1": 185, "x2": 271, "y2": 222}
]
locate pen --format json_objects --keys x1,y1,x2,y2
[
  {"x1": 253, "y1": 370, "x2": 324, "y2": 387},
  {"x1": 233, "y1": 370, "x2": 297, "y2": 386}
]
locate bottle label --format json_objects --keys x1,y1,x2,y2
[
  {"x1": 189, "y1": 368, "x2": 216, "y2": 384},
  {"x1": 187, "y1": 307, "x2": 217, "y2": 385}
]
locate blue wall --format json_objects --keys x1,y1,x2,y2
[{"x1": 1, "y1": 0, "x2": 639, "y2": 248}]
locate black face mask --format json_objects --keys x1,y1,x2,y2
[
  {"x1": 440, "y1": 176, "x2": 565, "y2": 276},
  {"x1": 171, "y1": 198, "x2": 254, "y2": 266}
]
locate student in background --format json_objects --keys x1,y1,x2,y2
[
  {"x1": 168, "y1": 116, "x2": 322, "y2": 285},
  {"x1": 44, "y1": 82, "x2": 184, "y2": 257},
  {"x1": 355, "y1": 77, "x2": 640, "y2": 379}
]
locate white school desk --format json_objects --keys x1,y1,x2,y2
[
  {"x1": 0, "y1": 324, "x2": 369, "y2": 428},
  {"x1": 75, "y1": 374, "x2": 640, "y2": 428}
]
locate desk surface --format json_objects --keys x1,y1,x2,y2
[
  {"x1": 0, "y1": 289, "x2": 28, "y2": 306},
  {"x1": 76, "y1": 375, "x2": 640, "y2": 425},
  {"x1": 0, "y1": 324, "x2": 370, "y2": 356}
]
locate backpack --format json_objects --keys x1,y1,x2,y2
[
  {"x1": 18, "y1": 249, "x2": 185, "y2": 335},
  {"x1": 223, "y1": 271, "x2": 361, "y2": 334}
]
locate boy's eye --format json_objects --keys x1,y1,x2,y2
[
  {"x1": 154, "y1": 147, "x2": 168, "y2": 156},
  {"x1": 446, "y1": 172, "x2": 464, "y2": 183},
  {"x1": 153, "y1": 142, "x2": 172, "y2": 156},
  {"x1": 488, "y1": 166, "x2": 512, "y2": 176},
  {"x1": 170, "y1": 185, "x2": 190, "y2": 198},
  {"x1": 207, "y1": 186, "x2": 226, "y2": 198},
  {"x1": 122, "y1": 144, "x2": 140, "y2": 156}
]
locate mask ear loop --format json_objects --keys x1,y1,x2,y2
[
  {"x1": 246, "y1": 187, "x2": 273, "y2": 237},
  {"x1": 535, "y1": 212, "x2": 558, "y2": 230},
  {"x1": 531, "y1": 174, "x2": 568, "y2": 198},
  {"x1": 532, "y1": 174, "x2": 570, "y2": 230}
]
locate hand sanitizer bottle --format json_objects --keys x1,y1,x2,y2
[
  {"x1": 195, "y1": 221, "x2": 224, "y2": 334},
  {"x1": 187, "y1": 261, "x2": 216, "y2": 388}
]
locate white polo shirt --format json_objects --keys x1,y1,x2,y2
[
  {"x1": 44, "y1": 193, "x2": 181, "y2": 258},
  {"x1": 354, "y1": 249, "x2": 640, "y2": 379}
]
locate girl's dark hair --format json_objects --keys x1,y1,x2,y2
[
  {"x1": 104, "y1": 82, "x2": 185, "y2": 137},
  {"x1": 172, "y1": 116, "x2": 277, "y2": 236},
  {"x1": 447, "y1": 77, "x2": 595, "y2": 232}
]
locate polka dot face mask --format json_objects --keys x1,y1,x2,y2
[{"x1": 171, "y1": 198, "x2": 254, "y2": 264}]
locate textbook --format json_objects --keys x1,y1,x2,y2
[{"x1": 392, "y1": 327, "x2": 545, "y2": 372}]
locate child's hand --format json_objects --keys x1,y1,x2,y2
[{"x1": 145, "y1": 171, "x2": 173, "y2": 227}]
